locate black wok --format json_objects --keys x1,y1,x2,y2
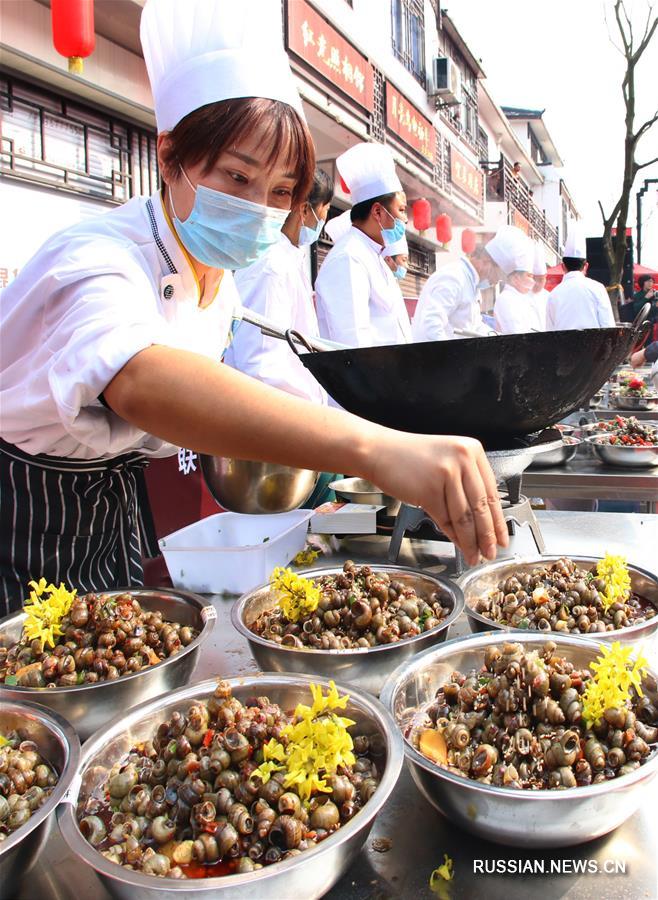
[{"x1": 290, "y1": 319, "x2": 648, "y2": 447}]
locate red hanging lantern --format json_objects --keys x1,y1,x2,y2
[
  {"x1": 412, "y1": 198, "x2": 432, "y2": 231},
  {"x1": 461, "y1": 228, "x2": 477, "y2": 254},
  {"x1": 51, "y1": 0, "x2": 95, "y2": 75},
  {"x1": 435, "y1": 213, "x2": 453, "y2": 245},
  {"x1": 339, "y1": 175, "x2": 351, "y2": 195}
]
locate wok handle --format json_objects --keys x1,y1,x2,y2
[
  {"x1": 631, "y1": 302, "x2": 651, "y2": 333},
  {"x1": 286, "y1": 329, "x2": 317, "y2": 356}
]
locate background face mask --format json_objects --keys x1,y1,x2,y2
[
  {"x1": 171, "y1": 169, "x2": 288, "y2": 269},
  {"x1": 298, "y1": 207, "x2": 325, "y2": 246},
  {"x1": 379, "y1": 206, "x2": 406, "y2": 246},
  {"x1": 394, "y1": 265, "x2": 407, "y2": 280}
]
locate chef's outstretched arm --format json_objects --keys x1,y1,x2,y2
[{"x1": 104, "y1": 344, "x2": 508, "y2": 565}]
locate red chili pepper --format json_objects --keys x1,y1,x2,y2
[
  {"x1": 628, "y1": 378, "x2": 644, "y2": 390},
  {"x1": 202, "y1": 729, "x2": 215, "y2": 748},
  {"x1": 204, "y1": 820, "x2": 219, "y2": 834}
]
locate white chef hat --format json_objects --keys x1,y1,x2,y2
[
  {"x1": 485, "y1": 225, "x2": 534, "y2": 275},
  {"x1": 563, "y1": 223, "x2": 587, "y2": 259},
  {"x1": 140, "y1": 0, "x2": 304, "y2": 134},
  {"x1": 324, "y1": 209, "x2": 353, "y2": 244},
  {"x1": 383, "y1": 236, "x2": 409, "y2": 258},
  {"x1": 336, "y1": 142, "x2": 403, "y2": 206},
  {"x1": 532, "y1": 241, "x2": 547, "y2": 276}
]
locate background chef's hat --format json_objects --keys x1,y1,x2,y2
[
  {"x1": 383, "y1": 235, "x2": 408, "y2": 258},
  {"x1": 337, "y1": 142, "x2": 402, "y2": 206},
  {"x1": 485, "y1": 225, "x2": 533, "y2": 275},
  {"x1": 563, "y1": 223, "x2": 587, "y2": 259},
  {"x1": 532, "y1": 241, "x2": 547, "y2": 276},
  {"x1": 325, "y1": 209, "x2": 353, "y2": 244},
  {"x1": 140, "y1": 0, "x2": 304, "y2": 133}
]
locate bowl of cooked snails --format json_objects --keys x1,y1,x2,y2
[
  {"x1": 381, "y1": 632, "x2": 658, "y2": 847},
  {"x1": 0, "y1": 589, "x2": 217, "y2": 740},
  {"x1": 459, "y1": 555, "x2": 658, "y2": 644},
  {"x1": 0, "y1": 700, "x2": 80, "y2": 889},
  {"x1": 58, "y1": 673, "x2": 403, "y2": 899},
  {"x1": 231, "y1": 562, "x2": 464, "y2": 696}
]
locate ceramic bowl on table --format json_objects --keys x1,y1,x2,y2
[
  {"x1": 528, "y1": 436, "x2": 581, "y2": 468},
  {"x1": 381, "y1": 631, "x2": 658, "y2": 847},
  {"x1": 231, "y1": 565, "x2": 464, "y2": 696},
  {"x1": 0, "y1": 589, "x2": 216, "y2": 740},
  {"x1": 0, "y1": 700, "x2": 80, "y2": 890},
  {"x1": 201, "y1": 456, "x2": 319, "y2": 514},
  {"x1": 458, "y1": 554, "x2": 658, "y2": 643},
  {"x1": 587, "y1": 436, "x2": 658, "y2": 468},
  {"x1": 58, "y1": 673, "x2": 404, "y2": 900}
]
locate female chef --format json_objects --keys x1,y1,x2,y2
[{"x1": 0, "y1": 0, "x2": 507, "y2": 613}]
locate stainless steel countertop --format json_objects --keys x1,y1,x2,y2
[
  {"x1": 11, "y1": 511, "x2": 658, "y2": 900},
  {"x1": 523, "y1": 454, "x2": 658, "y2": 501}
]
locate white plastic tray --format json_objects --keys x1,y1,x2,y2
[{"x1": 158, "y1": 510, "x2": 313, "y2": 594}]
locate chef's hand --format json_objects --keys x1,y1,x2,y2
[
  {"x1": 370, "y1": 433, "x2": 509, "y2": 566},
  {"x1": 630, "y1": 349, "x2": 646, "y2": 368}
]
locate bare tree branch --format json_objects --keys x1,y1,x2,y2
[
  {"x1": 636, "y1": 155, "x2": 658, "y2": 172},
  {"x1": 635, "y1": 109, "x2": 658, "y2": 141}
]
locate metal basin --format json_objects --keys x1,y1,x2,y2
[
  {"x1": 0, "y1": 589, "x2": 216, "y2": 740},
  {"x1": 528, "y1": 436, "x2": 581, "y2": 468},
  {"x1": 201, "y1": 456, "x2": 319, "y2": 514},
  {"x1": 458, "y1": 554, "x2": 658, "y2": 643},
  {"x1": 231, "y1": 565, "x2": 464, "y2": 696},
  {"x1": 611, "y1": 393, "x2": 658, "y2": 411},
  {"x1": 58, "y1": 674, "x2": 403, "y2": 900},
  {"x1": 381, "y1": 631, "x2": 658, "y2": 847},
  {"x1": 588, "y1": 436, "x2": 658, "y2": 468},
  {"x1": 328, "y1": 477, "x2": 401, "y2": 516},
  {"x1": 0, "y1": 700, "x2": 80, "y2": 891}
]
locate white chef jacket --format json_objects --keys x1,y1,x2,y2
[
  {"x1": 411, "y1": 257, "x2": 490, "y2": 342},
  {"x1": 314, "y1": 226, "x2": 412, "y2": 347},
  {"x1": 0, "y1": 191, "x2": 238, "y2": 460},
  {"x1": 529, "y1": 288, "x2": 549, "y2": 331},
  {"x1": 224, "y1": 235, "x2": 326, "y2": 404},
  {"x1": 494, "y1": 285, "x2": 539, "y2": 334},
  {"x1": 546, "y1": 272, "x2": 616, "y2": 331}
]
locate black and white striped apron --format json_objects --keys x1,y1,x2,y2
[{"x1": 0, "y1": 440, "x2": 159, "y2": 616}]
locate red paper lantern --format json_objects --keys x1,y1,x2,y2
[
  {"x1": 412, "y1": 198, "x2": 432, "y2": 231},
  {"x1": 51, "y1": 0, "x2": 95, "y2": 74},
  {"x1": 435, "y1": 213, "x2": 453, "y2": 244},
  {"x1": 339, "y1": 175, "x2": 351, "y2": 195},
  {"x1": 461, "y1": 228, "x2": 477, "y2": 254}
]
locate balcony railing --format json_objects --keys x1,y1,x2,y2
[{"x1": 483, "y1": 157, "x2": 558, "y2": 254}]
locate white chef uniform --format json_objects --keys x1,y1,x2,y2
[
  {"x1": 315, "y1": 142, "x2": 411, "y2": 347},
  {"x1": 529, "y1": 241, "x2": 549, "y2": 330},
  {"x1": 224, "y1": 234, "x2": 326, "y2": 404},
  {"x1": 494, "y1": 285, "x2": 539, "y2": 334},
  {"x1": 546, "y1": 272, "x2": 616, "y2": 330},
  {"x1": 411, "y1": 257, "x2": 488, "y2": 341}
]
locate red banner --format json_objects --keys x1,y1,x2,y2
[
  {"x1": 512, "y1": 209, "x2": 530, "y2": 235},
  {"x1": 287, "y1": 0, "x2": 374, "y2": 110},
  {"x1": 386, "y1": 84, "x2": 436, "y2": 163},
  {"x1": 450, "y1": 147, "x2": 483, "y2": 202}
]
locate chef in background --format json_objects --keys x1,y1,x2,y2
[
  {"x1": 224, "y1": 167, "x2": 333, "y2": 403},
  {"x1": 529, "y1": 242, "x2": 549, "y2": 330},
  {"x1": 412, "y1": 226, "x2": 527, "y2": 341},
  {"x1": 382, "y1": 236, "x2": 409, "y2": 283},
  {"x1": 546, "y1": 225, "x2": 616, "y2": 330},
  {"x1": 493, "y1": 232, "x2": 536, "y2": 334},
  {"x1": 315, "y1": 142, "x2": 411, "y2": 347}
]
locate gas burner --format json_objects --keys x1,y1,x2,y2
[
  {"x1": 485, "y1": 428, "x2": 562, "y2": 485},
  {"x1": 387, "y1": 477, "x2": 545, "y2": 576}
]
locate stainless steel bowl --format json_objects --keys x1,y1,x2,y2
[
  {"x1": 328, "y1": 477, "x2": 400, "y2": 516},
  {"x1": 528, "y1": 436, "x2": 581, "y2": 468},
  {"x1": 201, "y1": 456, "x2": 319, "y2": 514},
  {"x1": 0, "y1": 589, "x2": 216, "y2": 740},
  {"x1": 381, "y1": 631, "x2": 658, "y2": 847},
  {"x1": 588, "y1": 435, "x2": 658, "y2": 468},
  {"x1": 231, "y1": 565, "x2": 464, "y2": 696},
  {"x1": 611, "y1": 393, "x2": 658, "y2": 411},
  {"x1": 459, "y1": 554, "x2": 658, "y2": 643},
  {"x1": 553, "y1": 423, "x2": 576, "y2": 437},
  {"x1": 0, "y1": 700, "x2": 80, "y2": 891},
  {"x1": 58, "y1": 674, "x2": 404, "y2": 900}
]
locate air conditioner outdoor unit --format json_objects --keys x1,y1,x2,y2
[{"x1": 431, "y1": 57, "x2": 461, "y2": 104}]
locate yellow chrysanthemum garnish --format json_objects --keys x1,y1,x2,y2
[
  {"x1": 594, "y1": 553, "x2": 632, "y2": 612},
  {"x1": 270, "y1": 566, "x2": 320, "y2": 623},
  {"x1": 253, "y1": 680, "x2": 356, "y2": 801},
  {"x1": 581, "y1": 641, "x2": 648, "y2": 726},
  {"x1": 292, "y1": 547, "x2": 321, "y2": 567},
  {"x1": 0, "y1": 735, "x2": 9, "y2": 748},
  {"x1": 430, "y1": 854, "x2": 454, "y2": 886},
  {"x1": 22, "y1": 579, "x2": 77, "y2": 648}
]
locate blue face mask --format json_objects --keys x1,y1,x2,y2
[
  {"x1": 298, "y1": 206, "x2": 325, "y2": 247},
  {"x1": 380, "y1": 206, "x2": 406, "y2": 246},
  {"x1": 478, "y1": 279, "x2": 491, "y2": 290},
  {"x1": 394, "y1": 265, "x2": 407, "y2": 280},
  {"x1": 170, "y1": 167, "x2": 288, "y2": 269}
]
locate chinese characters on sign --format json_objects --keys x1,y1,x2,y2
[
  {"x1": 177, "y1": 448, "x2": 198, "y2": 476},
  {"x1": 287, "y1": 0, "x2": 374, "y2": 110},
  {"x1": 450, "y1": 148, "x2": 484, "y2": 202},
  {"x1": 512, "y1": 209, "x2": 530, "y2": 235},
  {"x1": 385, "y1": 84, "x2": 436, "y2": 164}
]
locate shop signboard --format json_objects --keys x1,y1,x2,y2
[
  {"x1": 450, "y1": 147, "x2": 484, "y2": 202},
  {"x1": 385, "y1": 83, "x2": 436, "y2": 163}
]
